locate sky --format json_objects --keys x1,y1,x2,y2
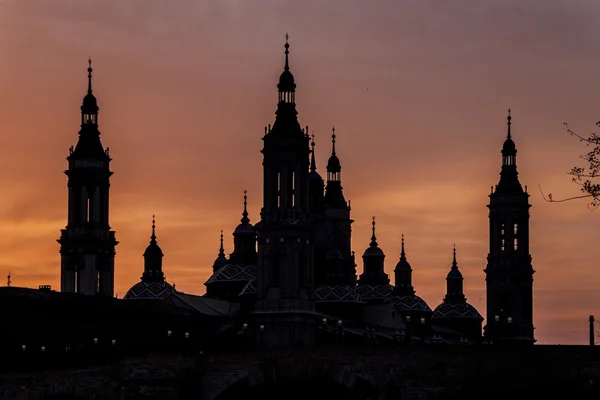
[{"x1": 0, "y1": 0, "x2": 599, "y2": 344}]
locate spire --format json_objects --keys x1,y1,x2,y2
[
  {"x1": 444, "y1": 244, "x2": 465, "y2": 303},
  {"x1": 452, "y1": 243, "x2": 457, "y2": 270},
  {"x1": 241, "y1": 190, "x2": 250, "y2": 224},
  {"x1": 142, "y1": 215, "x2": 164, "y2": 282},
  {"x1": 310, "y1": 133, "x2": 317, "y2": 172},
  {"x1": 150, "y1": 214, "x2": 157, "y2": 244},
  {"x1": 331, "y1": 126, "x2": 336, "y2": 156},
  {"x1": 400, "y1": 234, "x2": 406, "y2": 259},
  {"x1": 218, "y1": 229, "x2": 225, "y2": 258},
  {"x1": 506, "y1": 108, "x2": 512, "y2": 139},
  {"x1": 370, "y1": 217, "x2": 378, "y2": 248},
  {"x1": 277, "y1": 34, "x2": 296, "y2": 95},
  {"x1": 87, "y1": 58, "x2": 93, "y2": 94},
  {"x1": 284, "y1": 33, "x2": 290, "y2": 72}
]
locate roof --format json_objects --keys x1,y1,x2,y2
[
  {"x1": 356, "y1": 284, "x2": 393, "y2": 300},
  {"x1": 388, "y1": 294, "x2": 432, "y2": 312},
  {"x1": 205, "y1": 263, "x2": 257, "y2": 284},
  {"x1": 315, "y1": 285, "x2": 363, "y2": 302},
  {"x1": 123, "y1": 281, "x2": 174, "y2": 300},
  {"x1": 432, "y1": 302, "x2": 483, "y2": 319}
]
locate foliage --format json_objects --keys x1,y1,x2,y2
[{"x1": 540, "y1": 121, "x2": 600, "y2": 210}]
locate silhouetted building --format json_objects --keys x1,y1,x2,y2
[
  {"x1": 124, "y1": 217, "x2": 175, "y2": 299},
  {"x1": 484, "y1": 110, "x2": 535, "y2": 344},
  {"x1": 58, "y1": 60, "x2": 118, "y2": 297}
]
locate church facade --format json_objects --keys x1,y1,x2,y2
[{"x1": 58, "y1": 40, "x2": 535, "y2": 347}]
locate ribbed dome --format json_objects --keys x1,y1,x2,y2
[
  {"x1": 81, "y1": 93, "x2": 98, "y2": 114},
  {"x1": 327, "y1": 154, "x2": 341, "y2": 172},
  {"x1": 278, "y1": 70, "x2": 296, "y2": 93},
  {"x1": 502, "y1": 137, "x2": 516, "y2": 155},
  {"x1": 432, "y1": 302, "x2": 482, "y2": 319}
]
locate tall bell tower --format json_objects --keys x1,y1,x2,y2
[
  {"x1": 58, "y1": 60, "x2": 118, "y2": 296},
  {"x1": 484, "y1": 110, "x2": 535, "y2": 344},
  {"x1": 254, "y1": 36, "x2": 315, "y2": 347}
]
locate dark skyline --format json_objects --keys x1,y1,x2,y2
[{"x1": 0, "y1": 0, "x2": 599, "y2": 344}]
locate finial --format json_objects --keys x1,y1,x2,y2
[
  {"x1": 452, "y1": 244, "x2": 458, "y2": 269},
  {"x1": 87, "y1": 58, "x2": 93, "y2": 94},
  {"x1": 241, "y1": 190, "x2": 250, "y2": 224},
  {"x1": 507, "y1": 108, "x2": 512, "y2": 139},
  {"x1": 331, "y1": 126, "x2": 336, "y2": 156},
  {"x1": 218, "y1": 229, "x2": 225, "y2": 257},
  {"x1": 400, "y1": 234, "x2": 406, "y2": 258},
  {"x1": 284, "y1": 33, "x2": 290, "y2": 72},
  {"x1": 310, "y1": 132, "x2": 317, "y2": 172},
  {"x1": 6, "y1": 273, "x2": 11, "y2": 287},
  {"x1": 370, "y1": 216, "x2": 378, "y2": 247},
  {"x1": 150, "y1": 215, "x2": 157, "y2": 243}
]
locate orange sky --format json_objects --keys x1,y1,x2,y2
[{"x1": 1, "y1": 0, "x2": 599, "y2": 344}]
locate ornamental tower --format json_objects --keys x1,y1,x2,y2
[
  {"x1": 484, "y1": 110, "x2": 535, "y2": 344},
  {"x1": 58, "y1": 60, "x2": 118, "y2": 296}
]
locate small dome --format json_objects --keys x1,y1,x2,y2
[
  {"x1": 363, "y1": 245, "x2": 384, "y2": 257},
  {"x1": 325, "y1": 247, "x2": 344, "y2": 260},
  {"x1": 432, "y1": 302, "x2": 482, "y2": 319},
  {"x1": 278, "y1": 70, "x2": 296, "y2": 93},
  {"x1": 81, "y1": 93, "x2": 98, "y2": 112},
  {"x1": 356, "y1": 283, "x2": 393, "y2": 300},
  {"x1": 316, "y1": 284, "x2": 363, "y2": 302},
  {"x1": 144, "y1": 241, "x2": 163, "y2": 258},
  {"x1": 502, "y1": 137, "x2": 516, "y2": 155},
  {"x1": 234, "y1": 222, "x2": 255, "y2": 235},
  {"x1": 124, "y1": 280, "x2": 174, "y2": 300},
  {"x1": 213, "y1": 254, "x2": 228, "y2": 270},
  {"x1": 447, "y1": 267, "x2": 463, "y2": 279},
  {"x1": 389, "y1": 294, "x2": 432, "y2": 312},
  {"x1": 309, "y1": 170, "x2": 324, "y2": 184},
  {"x1": 327, "y1": 154, "x2": 341, "y2": 172}
]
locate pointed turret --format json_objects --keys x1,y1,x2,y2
[
  {"x1": 358, "y1": 217, "x2": 389, "y2": 285},
  {"x1": 324, "y1": 127, "x2": 347, "y2": 208},
  {"x1": 213, "y1": 230, "x2": 228, "y2": 271},
  {"x1": 230, "y1": 190, "x2": 257, "y2": 265},
  {"x1": 394, "y1": 234, "x2": 415, "y2": 295},
  {"x1": 444, "y1": 245, "x2": 466, "y2": 303},
  {"x1": 308, "y1": 133, "x2": 325, "y2": 213},
  {"x1": 142, "y1": 216, "x2": 165, "y2": 282},
  {"x1": 495, "y1": 109, "x2": 523, "y2": 194}
]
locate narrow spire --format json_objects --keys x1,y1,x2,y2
[
  {"x1": 284, "y1": 33, "x2": 290, "y2": 71},
  {"x1": 150, "y1": 214, "x2": 157, "y2": 243},
  {"x1": 241, "y1": 190, "x2": 250, "y2": 224},
  {"x1": 218, "y1": 229, "x2": 225, "y2": 257},
  {"x1": 400, "y1": 234, "x2": 406, "y2": 259},
  {"x1": 370, "y1": 216, "x2": 378, "y2": 247},
  {"x1": 310, "y1": 133, "x2": 317, "y2": 172},
  {"x1": 507, "y1": 108, "x2": 512, "y2": 139},
  {"x1": 87, "y1": 58, "x2": 93, "y2": 94},
  {"x1": 331, "y1": 126, "x2": 336, "y2": 156},
  {"x1": 452, "y1": 243, "x2": 458, "y2": 269}
]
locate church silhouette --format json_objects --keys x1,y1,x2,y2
[{"x1": 5, "y1": 38, "x2": 536, "y2": 349}]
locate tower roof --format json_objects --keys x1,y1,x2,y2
[
  {"x1": 143, "y1": 215, "x2": 163, "y2": 259},
  {"x1": 363, "y1": 217, "x2": 384, "y2": 257},
  {"x1": 309, "y1": 133, "x2": 324, "y2": 183},
  {"x1": 277, "y1": 34, "x2": 296, "y2": 93},
  {"x1": 326, "y1": 127, "x2": 341, "y2": 173},
  {"x1": 234, "y1": 190, "x2": 255, "y2": 235},
  {"x1": 212, "y1": 230, "x2": 228, "y2": 270},
  {"x1": 446, "y1": 244, "x2": 463, "y2": 279},
  {"x1": 501, "y1": 109, "x2": 516, "y2": 156},
  {"x1": 81, "y1": 58, "x2": 98, "y2": 115},
  {"x1": 494, "y1": 109, "x2": 524, "y2": 194},
  {"x1": 394, "y1": 234, "x2": 412, "y2": 271}
]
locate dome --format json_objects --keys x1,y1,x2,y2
[
  {"x1": 447, "y1": 267, "x2": 463, "y2": 279},
  {"x1": 278, "y1": 70, "x2": 296, "y2": 92},
  {"x1": 363, "y1": 245, "x2": 384, "y2": 257},
  {"x1": 325, "y1": 247, "x2": 344, "y2": 260},
  {"x1": 81, "y1": 93, "x2": 98, "y2": 113},
  {"x1": 502, "y1": 137, "x2": 516, "y2": 155},
  {"x1": 213, "y1": 254, "x2": 228, "y2": 270},
  {"x1": 327, "y1": 154, "x2": 341, "y2": 172},
  {"x1": 316, "y1": 284, "x2": 363, "y2": 302},
  {"x1": 123, "y1": 280, "x2": 174, "y2": 300},
  {"x1": 389, "y1": 294, "x2": 432, "y2": 312},
  {"x1": 395, "y1": 257, "x2": 411, "y2": 271},
  {"x1": 205, "y1": 263, "x2": 257, "y2": 284},
  {"x1": 234, "y1": 222, "x2": 255, "y2": 235},
  {"x1": 432, "y1": 302, "x2": 482, "y2": 319},
  {"x1": 356, "y1": 284, "x2": 393, "y2": 300},
  {"x1": 144, "y1": 241, "x2": 163, "y2": 258},
  {"x1": 309, "y1": 170, "x2": 324, "y2": 184}
]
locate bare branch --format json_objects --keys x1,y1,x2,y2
[{"x1": 538, "y1": 185, "x2": 594, "y2": 203}]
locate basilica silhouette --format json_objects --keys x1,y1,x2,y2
[{"x1": 53, "y1": 39, "x2": 535, "y2": 347}]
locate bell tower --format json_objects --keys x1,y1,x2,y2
[
  {"x1": 58, "y1": 60, "x2": 118, "y2": 296},
  {"x1": 484, "y1": 110, "x2": 535, "y2": 344},
  {"x1": 255, "y1": 36, "x2": 316, "y2": 347}
]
